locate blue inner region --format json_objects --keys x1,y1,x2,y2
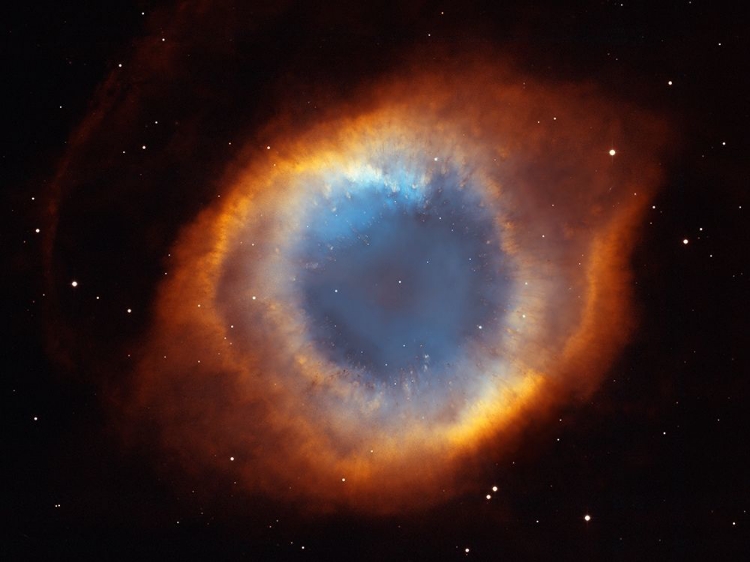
[{"x1": 296, "y1": 171, "x2": 507, "y2": 382}]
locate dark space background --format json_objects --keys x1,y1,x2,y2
[{"x1": 3, "y1": 0, "x2": 748, "y2": 559}]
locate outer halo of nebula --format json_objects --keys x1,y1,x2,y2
[{"x1": 62, "y1": 59, "x2": 668, "y2": 514}]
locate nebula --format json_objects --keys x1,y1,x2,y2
[
  {"x1": 40, "y1": 5, "x2": 670, "y2": 515},
  {"x1": 109, "y1": 64, "x2": 665, "y2": 513}
]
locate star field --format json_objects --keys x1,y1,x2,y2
[{"x1": 3, "y1": 0, "x2": 749, "y2": 559}]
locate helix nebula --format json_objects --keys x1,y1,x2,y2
[
  {"x1": 42, "y1": 9, "x2": 671, "y2": 515},
  {"x1": 122, "y1": 66, "x2": 668, "y2": 513}
]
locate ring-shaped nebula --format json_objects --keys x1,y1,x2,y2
[{"x1": 53, "y1": 57, "x2": 669, "y2": 513}]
